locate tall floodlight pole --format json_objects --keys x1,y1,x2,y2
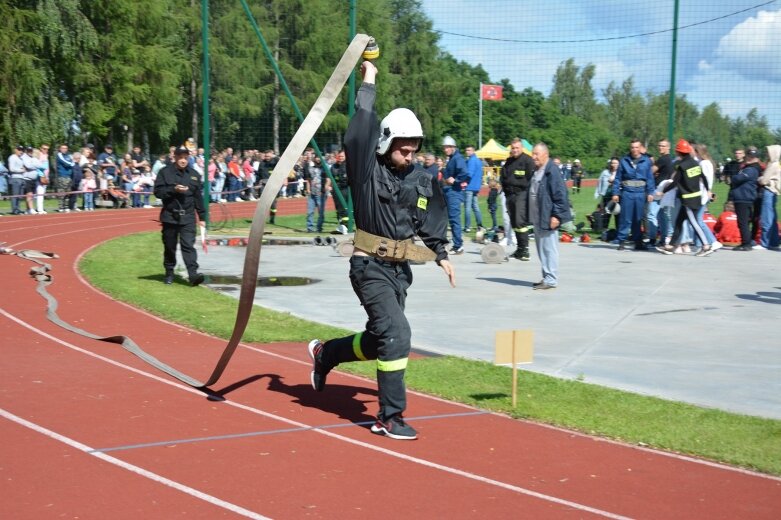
[
  {"x1": 478, "y1": 83, "x2": 483, "y2": 149},
  {"x1": 202, "y1": 0, "x2": 211, "y2": 226},
  {"x1": 346, "y1": 0, "x2": 356, "y2": 232},
  {"x1": 667, "y1": 0, "x2": 680, "y2": 143}
]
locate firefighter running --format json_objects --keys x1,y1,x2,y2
[{"x1": 307, "y1": 60, "x2": 455, "y2": 440}]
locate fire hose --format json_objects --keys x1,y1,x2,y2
[{"x1": 5, "y1": 34, "x2": 372, "y2": 390}]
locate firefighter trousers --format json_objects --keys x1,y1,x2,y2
[
  {"x1": 506, "y1": 190, "x2": 530, "y2": 251},
  {"x1": 321, "y1": 255, "x2": 413, "y2": 421}
]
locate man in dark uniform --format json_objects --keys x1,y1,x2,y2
[
  {"x1": 153, "y1": 146, "x2": 206, "y2": 286},
  {"x1": 308, "y1": 60, "x2": 454, "y2": 441},
  {"x1": 330, "y1": 150, "x2": 350, "y2": 233},
  {"x1": 500, "y1": 138, "x2": 535, "y2": 260},
  {"x1": 258, "y1": 149, "x2": 280, "y2": 224}
]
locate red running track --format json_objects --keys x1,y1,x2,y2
[{"x1": 1, "y1": 201, "x2": 780, "y2": 519}]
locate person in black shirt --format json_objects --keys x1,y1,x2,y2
[
  {"x1": 648, "y1": 139, "x2": 673, "y2": 246},
  {"x1": 153, "y1": 146, "x2": 206, "y2": 285},
  {"x1": 307, "y1": 60, "x2": 453, "y2": 440},
  {"x1": 500, "y1": 138, "x2": 536, "y2": 260},
  {"x1": 330, "y1": 150, "x2": 350, "y2": 233}
]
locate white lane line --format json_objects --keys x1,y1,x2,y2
[
  {"x1": 0, "y1": 306, "x2": 632, "y2": 519},
  {"x1": 68, "y1": 249, "x2": 781, "y2": 484},
  {"x1": 0, "y1": 408, "x2": 270, "y2": 520},
  {"x1": 89, "y1": 411, "x2": 489, "y2": 454}
]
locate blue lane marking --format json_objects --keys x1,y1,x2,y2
[{"x1": 88, "y1": 410, "x2": 489, "y2": 454}]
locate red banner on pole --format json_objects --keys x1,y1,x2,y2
[{"x1": 481, "y1": 84, "x2": 503, "y2": 101}]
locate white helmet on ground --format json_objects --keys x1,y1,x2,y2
[
  {"x1": 605, "y1": 200, "x2": 621, "y2": 215},
  {"x1": 442, "y1": 135, "x2": 457, "y2": 147},
  {"x1": 377, "y1": 108, "x2": 423, "y2": 155}
]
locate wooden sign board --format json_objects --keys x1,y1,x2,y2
[{"x1": 495, "y1": 330, "x2": 534, "y2": 365}]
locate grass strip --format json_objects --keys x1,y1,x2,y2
[{"x1": 79, "y1": 224, "x2": 781, "y2": 476}]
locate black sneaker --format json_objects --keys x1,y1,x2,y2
[
  {"x1": 164, "y1": 272, "x2": 174, "y2": 285},
  {"x1": 617, "y1": 242, "x2": 627, "y2": 251},
  {"x1": 308, "y1": 339, "x2": 329, "y2": 392},
  {"x1": 448, "y1": 247, "x2": 464, "y2": 255},
  {"x1": 370, "y1": 415, "x2": 418, "y2": 440},
  {"x1": 189, "y1": 273, "x2": 205, "y2": 286},
  {"x1": 520, "y1": 250, "x2": 530, "y2": 261},
  {"x1": 532, "y1": 280, "x2": 545, "y2": 288}
]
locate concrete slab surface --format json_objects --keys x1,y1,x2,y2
[{"x1": 199, "y1": 237, "x2": 781, "y2": 419}]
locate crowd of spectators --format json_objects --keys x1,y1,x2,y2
[{"x1": 2, "y1": 139, "x2": 778, "y2": 254}]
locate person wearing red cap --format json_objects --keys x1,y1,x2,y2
[{"x1": 656, "y1": 139, "x2": 713, "y2": 256}]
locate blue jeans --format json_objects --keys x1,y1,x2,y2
[
  {"x1": 9, "y1": 177, "x2": 25, "y2": 213},
  {"x1": 306, "y1": 193, "x2": 325, "y2": 232},
  {"x1": 211, "y1": 176, "x2": 225, "y2": 202},
  {"x1": 759, "y1": 189, "x2": 779, "y2": 248},
  {"x1": 658, "y1": 205, "x2": 673, "y2": 243},
  {"x1": 646, "y1": 200, "x2": 660, "y2": 244},
  {"x1": 444, "y1": 189, "x2": 465, "y2": 248},
  {"x1": 691, "y1": 205, "x2": 717, "y2": 247},
  {"x1": 84, "y1": 192, "x2": 94, "y2": 209},
  {"x1": 533, "y1": 227, "x2": 559, "y2": 286},
  {"x1": 464, "y1": 190, "x2": 483, "y2": 229}
]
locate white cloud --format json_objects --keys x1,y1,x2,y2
[
  {"x1": 715, "y1": 9, "x2": 781, "y2": 81},
  {"x1": 423, "y1": 2, "x2": 781, "y2": 129}
]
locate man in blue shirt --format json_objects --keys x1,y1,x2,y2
[
  {"x1": 55, "y1": 144, "x2": 75, "y2": 212},
  {"x1": 98, "y1": 144, "x2": 117, "y2": 181},
  {"x1": 442, "y1": 136, "x2": 469, "y2": 254},
  {"x1": 464, "y1": 145, "x2": 484, "y2": 232},
  {"x1": 611, "y1": 139, "x2": 655, "y2": 251}
]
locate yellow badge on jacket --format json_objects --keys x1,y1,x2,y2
[{"x1": 417, "y1": 196, "x2": 428, "y2": 210}]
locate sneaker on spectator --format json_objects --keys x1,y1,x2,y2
[
  {"x1": 695, "y1": 247, "x2": 714, "y2": 257},
  {"x1": 711, "y1": 241, "x2": 723, "y2": 251},
  {"x1": 74, "y1": 207, "x2": 82, "y2": 212},
  {"x1": 370, "y1": 415, "x2": 418, "y2": 440},
  {"x1": 448, "y1": 246, "x2": 464, "y2": 255},
  {"x1": 308, "y1": 339, "x2": 329, "y2": 392},
  {"x1": 143, "y1": 205, "x2": 153, "y2": 209},
  {"x1": 27, "y1": 209, "x2": 37, "y2": 215},
  {"x1": 655, "y1": 245, "x2": 674, "y2": 255},
  {"x1": 752, "y1": 244, "x2": 767, "y2": 250}
]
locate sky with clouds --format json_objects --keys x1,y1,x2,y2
[{"x1": 421, "y1": 0, "x2": 781, "y2": 130}]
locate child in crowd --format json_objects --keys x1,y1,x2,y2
[
  {"x1": 714, "y1": 201, "x2": 741, "y2": 245},
  {"x1": 80, "y1": 168, "x2": 97, "y2": 211},
  {"x1": 487, "y1": 177, "x2": 499, "y2": 231}
]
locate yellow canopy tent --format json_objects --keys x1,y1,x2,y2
[{"x1": 475, "y1": 139, "x2": 509, "y2": 161}]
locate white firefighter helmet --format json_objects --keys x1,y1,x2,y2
[
  {"x1": 605, "y1": 200, "x2": 621, "y2": 215},
  {"x1": 377, "y1": 108, "x2": 423, "y2": 155},
  {"x1": 442, "y1": 135, "x2": 457, "y2": 147}
]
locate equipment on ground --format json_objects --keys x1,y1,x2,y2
[{"x1": 480, "y1": 242, "x2": 508, "y2": 263}]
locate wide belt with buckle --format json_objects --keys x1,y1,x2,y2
[
  {"x1": 353, "y1": 228, "x2": 436, "y2": 262},
  {"x1": 622, "y1": 180, "x2": 646, "y2": 187}
]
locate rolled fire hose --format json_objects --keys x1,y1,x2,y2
[{"x1": 10, "y1": 34, "x2": 372, "y2": 390}]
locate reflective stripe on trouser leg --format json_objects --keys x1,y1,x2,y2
[
  {"x1": 352, "y1": 332, "x2": 367, "y2": 361},
  {"x1": 321, "y1": 331, "x2": 373, "y2": 368}
]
